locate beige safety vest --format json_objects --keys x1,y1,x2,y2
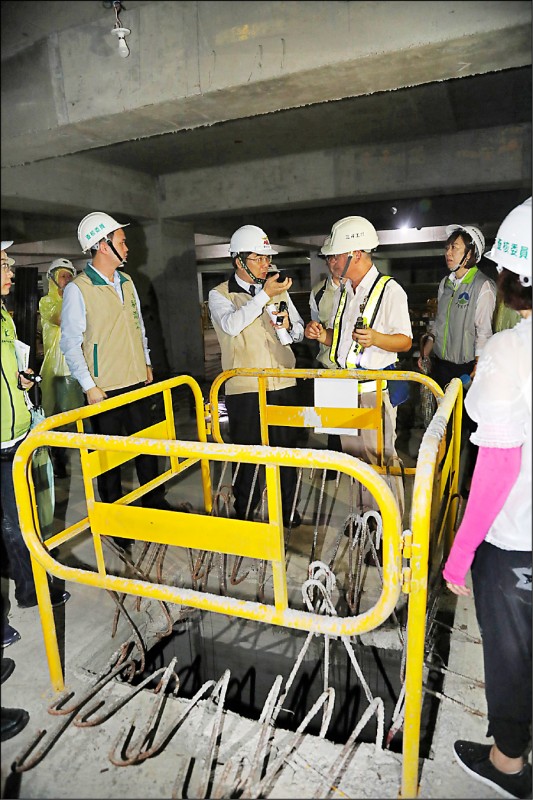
[
  {"x1": 211, "y1": 281, "x2": 296, "y2": 395},
  {"x1": 75, "y1": 268, "x2": 147, "y2": 392}
]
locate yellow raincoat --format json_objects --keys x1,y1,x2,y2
[{"x1": 39, "y1": 273, "x2": 84, "y2": 417}]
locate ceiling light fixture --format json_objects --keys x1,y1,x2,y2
[{"x1": 110, "y1": 0, "x2": 131, "y2": 58}]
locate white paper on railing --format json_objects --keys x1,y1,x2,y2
[
  {"x1": 14, "y1": 339, "x2": 30, "y2": 371},
  {"x1": 314, "y1": 377, "x2": 359, "y2": 436}
]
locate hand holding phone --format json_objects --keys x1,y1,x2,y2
[{"x1": 17, "y1": 370, "x2": 41, "y2": 390}]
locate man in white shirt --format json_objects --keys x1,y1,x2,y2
[
  {"x1": 61, "y1": 212, "x2": 175, "y2": 548},
  {"x1": 208, "y1": 224, "x2": 304, "y2": 527},
  {"x1": 305, "y1": 215, "x2": 413, "y2": 520}
]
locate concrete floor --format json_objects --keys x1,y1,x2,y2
[{"x1": 1, "y1": 344, "x2": 503, "y2": 798}]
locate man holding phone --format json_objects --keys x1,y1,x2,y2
[{"x1": 208, "y1": 224, "x2": 304, "y2": 527}]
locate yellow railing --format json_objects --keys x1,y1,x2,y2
[
  {"x1": 209, "y1": 367, "x2": 444, "y2": 476},
  {"x1": 12, "y1": 370, "x2": 462, "y2": 799},
  {"x1": 402, "y1": 378, "x2": 462, "y2": 797}
]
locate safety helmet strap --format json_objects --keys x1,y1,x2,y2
[
  {"x1": 237, "y1": 255, "x2": 266, "y2": 286},
  {"x1": 101, "y1": 235, "x2": 125, "y2": 266},
  {"x1": 339, "y1": 253, "x2": 353, "y2": 282}
]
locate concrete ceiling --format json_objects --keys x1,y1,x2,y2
[
  {"x1": 4, "y1": 66, "x2": 531, "y2": 248},
  {"x1": 1, "y1": 1, "x2": 531, "y2": 250},
  {"x1": 81, "y1": 69, "x2": 531, "y2": 177}
]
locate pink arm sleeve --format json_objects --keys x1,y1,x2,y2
[{"x1": 442, "y1": 446, "x2": 522, "y2": 586}]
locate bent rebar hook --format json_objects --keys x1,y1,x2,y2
[
  {"x1": 108, "y1": 657, "x2": 180, "y2": 766},
  {"x1": 12, "y1": 646, "x2": 136, "y2": 773},
  {"x1": 172, "y1": 670, "x2": 231, "y2": 800}
]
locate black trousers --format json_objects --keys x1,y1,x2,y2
[
  {"x1": 1, "y1": 442, "x2": 62, "y2": 607},
  {"x1": 431, "y1": 355, "x2": 477, "y2": 497},
  {"x1": 471, "y1": 540, "x2": 532, "y2": 758},
  {"x1": 225, "y1": 387, "x2": 299, "y2": 520},
  {"x1": 89, "y1": 383, "x2": 165, "y2": 507}
]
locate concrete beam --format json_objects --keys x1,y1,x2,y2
[
  {"x1": 3, "y1": 125, "x2": 529, "y2": 231},
  {"x1": 1, "y1": 156, "x2": 158, "y2": 220},
  {"x1": 159, "y1": 124, "x2": 532, "y2": 219},
  {"x1": 1, "y1": 1, "x2": 530, "y2": 167}
]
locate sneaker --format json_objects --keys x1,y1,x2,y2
[
  {"x1": 2, "y1": 625, "x2": 21, "y2": 648},
  {"x1": 453, "y1": 740, "x2": 532, "y2": 799}
]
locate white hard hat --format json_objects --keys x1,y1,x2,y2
[
  {"x1": 486, "y1": 197, "x2": 532, "y2": 286},
  {"x1": 229, "y1": 225, "x2": 277, "y2": 255},
  {"x1": 317, "y1": 235, "x2": 331, "y2": 259},
  {"x1": 78, "y1": 212, "x2": 129, "y2": 253},
  {"x1": 320, "y1": 216, "x2": 379, "y2": 256},
  {"x1": 47, "y1": 258, "x2": 76, "y2": 280},
  {"x1": 1, "y1": 240, "x2": 15, "y2": 268},
  {"x1": 445, "y1": 224, "x2": 485, "y2": 262}
]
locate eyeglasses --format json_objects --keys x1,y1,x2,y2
[
  {"x1": 246, "y1": 255, "x2": 272, "y2": 265},
  {"x1": 325, "y1": 254, "x2": 343, "y2": 263},
  {"x1": 1, "y1": 262, "x2": 14, "y2": 274}
]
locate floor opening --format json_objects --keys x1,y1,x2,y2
[{"x1": 131, "y1": 599, "x2": 451, "y2": 758}]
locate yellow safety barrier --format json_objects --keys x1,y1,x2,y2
[
  {"x1": 402, "y1": 378, "x2": 462, "y2": 798},
  {"x1": 209, "y1": 367, "x2": 444, "y2": 476},
  {"x1": 12, "y1": 370, "x2": 462, "y2": 800}
]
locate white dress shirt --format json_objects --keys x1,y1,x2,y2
[
  {"x1": 208, "y1": 273, "x2": 304, "y2": 343},
  {"x1": 328, "y1": 265, "x2": 413, "y2": 369}
]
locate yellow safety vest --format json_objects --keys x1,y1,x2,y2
[
  {"x1": 329, "y1": 274, "x2": 394, "y2": 395},
  {"x1": 330, "y1": 275, "x2": 392, "y2": 368}
]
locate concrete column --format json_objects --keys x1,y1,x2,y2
[
  {"x1": 309, "y1": 252, "x2": 328, "y2": 291},
  {"x1": 375, "y1": 258, "x2": 392, "y2": 275},
  {"x1": 126, "y1": 220, "x2": 205, "y2": 383}
]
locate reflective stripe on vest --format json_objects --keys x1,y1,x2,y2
[
  {"x1": 358, "y1": 379, "x2": 382, "y2": 394},
  {"x1": 329, "y1": 275, "x2": 392, "y2": 368}
]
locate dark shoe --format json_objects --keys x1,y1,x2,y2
[
  {"x1": 51, "y1": 589, "x2": 70, "y2": 608},
  {"x1": 325, "y1": 469, "x2": 339, "y2": 481},
  {"x1": 1, "y1": 707, "x2": 30, "y2": 742},
  {"x1": 233, "y1": 504, "x2": 256, "y2": 522},
  {"x1": 18, "y1": 589, "x2": 70, "y2": 609},
  {"x1": 53, "y1": 463, "x2": 68, "y2": 479},
  {"x1": 152, "y1": 499, "x2": 193, "y2": 513},
  {"x1": 283, "y1": 510, "x2": 301, "y2": 529},
  {"x1": 2, "y1": 625, "x2": 21, "y2": 648},
  {"x1": 1, "y1": 658, "x2": 15, "y2": 684},
  {"x1": 112, "y1": 537, "x2": 134, "y2": 550},
  {"x1": 148, "y1": 498, "x2": 176, "y2": 512},
  {"x1": 364, "y1": 542, "x2": 383, "y2": 566},
  {"x1": 453, "y1": 740, "x2": 532, "y2": 799}
]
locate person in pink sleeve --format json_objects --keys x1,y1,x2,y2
[{"x1": 443, "y1": 197, "x2": 532, "y2": 800}]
